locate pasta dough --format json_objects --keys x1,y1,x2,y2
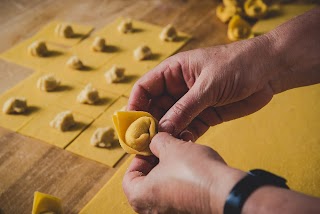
[
  {"x1": 66, "y1": 56, "x2": 84, "y2": 69},
  {"x1": 90, "y1": 127, "x2": 114, "y2": 148},
  {"x1": 227, "y1": 15, "x2": 253, "y2": 41},
  {"x1": 50, "y1": 110, "x2": 75, "y2": 131},
  {"x1": 133, "y1": 45, "x2": 152, "y2": 61},
  {"x1": 2, "y1": 97, "x2": 27, "y2": 114},
  {"x1": 159, "y1": 24, "x2": 178, "y2": 41},
  {"x1": 77, "y1": 84, "x2": 100, "y2": 104},
  {"x1": 91, "y1": 37, "x2": 106, "y2": 52},
  {"x1": 118, "y1": 19, "x2": 133, "y2": 33},
  {"x1": 105, "y1": 65, "x2": 125, "y2": 83},
  {"x1": 55, "y1": 23, "x2": 74, "y2": 38},
  {"x1": 28, "y1": 41, "x2": 48, "y2": 57},
  {"x1": 113, "y1": 111, "x2": 158, "y2": 156},
  {"x1": 32, "y1": 191, "x2": 63, "y2": 214},
  {"x1": 37, "y1": 74, "x2": 60, "y2": 92}
]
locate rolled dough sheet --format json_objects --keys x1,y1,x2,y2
[
  {"x1": 0, "y1": 37, "x2": 71, "y2": 71},
  {"x1": 33, "y1": 21, "x2": 94, "y2": 47},
  {"x1": 79, "y1": 155, "x2": 135, "y2": 214},
  {"x1": 87, "y1": 60, "x2": 142, "y2": 97},
  {"x1": 18, "y1": 105, "x2": 94, "y2": 148},
  {"x1": 198, "y1": 84, "x2": 320, "y2": 197},
  {"x1": 69, "y1": 35, "x2": 122, "y2": 69},
  {"x1": 53, "y1": 80, "x2": 119, "y2": 118},
  {"x1": 66, "y1": 96, "x2": 128, "y2": 167},
  {"x1": 252, "y1": 4, "x2": 317, "y2": 35}
]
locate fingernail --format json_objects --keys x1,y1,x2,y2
[
  {"x1": 180, "y1": 130, "x2": 195, "y2": 142},
  {"x1": 159, "y1": 120, "x2": 175, "y2": 134}
]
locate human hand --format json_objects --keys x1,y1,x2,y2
[
  {"x1": 128, "y1": 35, "x2": 279, "y2": 141},
  {"x1": 123, "y1": 132, "x2": 245, "y2": 214}
]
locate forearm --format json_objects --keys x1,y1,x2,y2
[
  {"x1": 210, "y1": 166, "x2": 320, "y2": 214},
  {"x1": 266, "y1": 8, "x2": 320, "y2": 93}
]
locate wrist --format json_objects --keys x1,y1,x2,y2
[{"x1": 208, "y1": 164, "x2": 246, "y2": 214}]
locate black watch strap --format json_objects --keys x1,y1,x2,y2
[{"x1": 223, "y1": 169, "x2": 289, "y2": 214}]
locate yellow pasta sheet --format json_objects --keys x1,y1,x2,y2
[
  {"x1": 198, "y1": 84, "x2": 320, "y2": 197},
  {"x1": 33, "y1": 21, "x2": 94, "y2": 47},
  {"x1": 66, "y1": 96, "x2": 128, "y2": 167},
  {"x1": 0, "y1": 38, "x2": 71, "y2": 71},
  {"x1": 80, "y1": 155, "x2": 135, "y2": 214},
  {"x1": 18, "y1": 105, "x2": 94, "y2": 149}
]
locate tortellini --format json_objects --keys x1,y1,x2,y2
[
  {"x1": 244, "y1": 0, "x2": 268, "y2": 19},
  {"x1": 159, "y1": 24, "x2": 178, "y2": 41},
  {"x1": 77, "y1": 83, "x2": 100, "y2": 104},
  {"x1": 216, "y1": 4, "x2": 242, "y2": 23},
  {"x1": 133, "y1": 45, "x2": 152, "y2": 61},
  {"x1": 66, "y1": 56, "x2": 84, "y2": 70},
  {"x1": 28, "y1": 41, "x2": 48, "y2": 57},
  {"x1": 91, "y1": 37, "x2": 106, "y2": 52},
  {"x1": 105, "y1": 65, "x2": 125, "y2": 83},
  {"x1": 113, "y1": 111, "x2": 158, "y2": 156},
  {"x1": 2, "y1": 97, "x2": 27, "y2": 114},
  {"x1": 90, "y1": 127, "x2": 115, "y2": 148},
  {"x1": 55, "y1": 23, "x2": 74, "y2": 38},
  {"x1": 50, "y1": 111, "x2": 75, "y2": 132},
  {"x1": 227, "y1": 15, "x2": 253, "y2": 41},
  {"x1": 37, "y1": 74, "x2": 60, "y2": 92}
]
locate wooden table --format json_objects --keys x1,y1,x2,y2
[{"x1": 0, "y1": 0, "x2": 228, "y2": 213}]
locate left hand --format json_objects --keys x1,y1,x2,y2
[{"x1": 123, "y1": 132, "x2": 245, "y2": 214}]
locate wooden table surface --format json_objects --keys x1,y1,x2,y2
[{"x1": 0, "y1": 0, "x2": 229, "y2": 213}]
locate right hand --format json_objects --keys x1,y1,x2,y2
[{"x1": 128, "y1": 35, "x2": 280, "y2": 141}]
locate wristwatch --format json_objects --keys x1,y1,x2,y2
[{"x1": 223, "y1": 169, "x2": 289, "y2": 214}]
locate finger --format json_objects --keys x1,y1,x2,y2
[
  {"x1": 123, "y1": 155, "x2": 158, "y2": 197},
  {"x1": 150, "y1": 132, "x2": 184, "y2": 158},
  {"x1": 180, "y1": 118, "x2": 209, "y2": 142},
  {"x1": 197, "y1": 106, "x2": 223, "y2": 127},
  {"x1": 215, "y1": 86, "x2": 273, "y2": 121},
  {"x1": 128, "y1": 56, "x2": 184, "y2": 111},
  {"x1": 159, "y1": 75, "x2": 208, "y2": 136}
]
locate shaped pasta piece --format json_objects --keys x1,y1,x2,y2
[
  {"x1": 50, "y1": 111, "x2": 75, "y2": 132},
  {"x1": 66, "y1": 56, "x2": 84, "y2": 70},
  {"x1": 91, "y1": 37, "x2": 106, "y2": 52},
  {"x1": 223, "y1": 0, "x2": 241, "y2": 7},
  {"x1": 28, "y1": 41, "x2": 48, "y2": 57},
  {"x1": 118, "y1": 19, "x2": 133, "y2": 33},
  {"x1": 2, "y1": 97, "x2": 27, "y2": 114},
  {"x1": 55, "y1": 23, "x2": 74, "y2": 38},
  {"x1": 216, "y1": 4, "x2": 242, "y2": 23},
  {"x1": 105, "y1": 65, "x2": 125, "y2": 83},
  {"x1": 77, "y1": 83, "x2": 100, "y2": 104},
  {"x1": 32, "y1": 191, "x2": 63, "y2": 214},
  {"x1": 113, "y1": 111, "x2": 158, "y2": 156},
  {"x1": 37, "y1": 74, "x2": 60, "y2": 92},
  {"x1": 227, "y1": 15, "x2": 253, "y2": 41},
  {"x1": 90, "y1": 127, "x2": 115, "y2": 148},
  {"x1": 133, "y1": 45, "x2": 152, "y2": 61},
  {"x1": 159, "y1": 24, "x2": 178, "y2": 41},
  {"x1": 244, "y1": 0, "x2": 268, "y2": 19}
]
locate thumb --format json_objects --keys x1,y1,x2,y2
[
  {"x1": 150, "y1": 132, "x2": 184, "y2": 158},
  {"x1": 159, "y1": 78, "x2": 208, "y2": 137}
]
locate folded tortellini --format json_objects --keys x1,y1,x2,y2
[
  {"x1": 227, "y1": 15, "x2": 253, "y2": 41},
  {"x1": 244, "y1": 0, "x2": 268, "y2": 19},
  {"x1": 113, "y1": 111, "x2": 158, "y2": 156}
]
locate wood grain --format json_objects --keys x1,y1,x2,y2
[{"x1": 0, "y1": 0, "x2": 227, "y2": 213}]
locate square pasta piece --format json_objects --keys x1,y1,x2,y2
[
  {"x1": 69, "y1": 34, "x2": 123, "y2": 69},
  {"x1": 54, "y1": 79, "x2": 119, "y2": 118},
  {"x1": 18, "y1": 105, "x2": 94, "y2": 148},
  {"x1": 0, "y1": 38, "x2": 70, "y2": 71},
  {"x1": 33, "y1": 21, "x2": 94, "y2": 47},
  {"x1": 66, "y1": 96, "x2": 128, "y2": 167},
  {"x1": 86, "y1": 60, "x2": 141, "y2": 97},
  {"x1": 79, "y1": 155, "x2": 135, "y2": 214}
]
